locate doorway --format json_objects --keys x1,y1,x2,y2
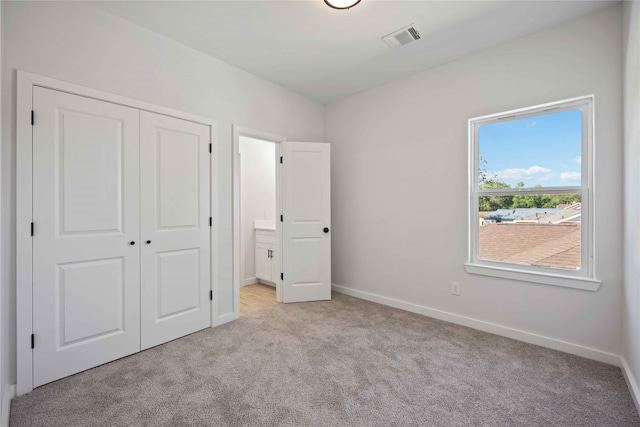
[
  {"x1": 239, "y1": 136, "x2": 279, "y2": 315},
  {"x1": 232, "y1": 127, "x2": 332, "y2": 317},
  {"x1": 232, "y1": 127, "x2": 284, "y2": 317}
]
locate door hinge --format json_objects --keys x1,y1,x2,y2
[
  {"x1": 280, "y1": 156, "x2": 283, "y2": 164},
  {"x1": 31, "y1": 110, "x2": 34, "y2": 126},
  {"x1": 281, "y1": 273, "x2": 283, "y2": 280},
  {"x1": 31, "y1": 334, "x2": 34, "y2": 349},
  {"x1": 209, "y1": 217, "x2": 212, "y2": 227},
  {"x1": 30, "y1": 222, "x2": 34, "y2": 237},
  {"x1": 280, "y1": 215, "x2": 283, "y2": 222},
  {"x1": 209, "y1": 290, "x2": 213, "y2": 301},
  {"x1": 209, "y1": 143, "x2": 212, "y2": 154}
]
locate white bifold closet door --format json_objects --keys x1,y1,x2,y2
[
  {"x1": 32, "y1": 87, "x2": 142, "y2": 387},
  {"x1": 140, "y1": 111, "x2": 211, "y2": 350},
  {"x1": 32, "y1": 87, "x2": 211, "y2": 387}
]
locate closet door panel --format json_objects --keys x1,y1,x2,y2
[
  {"x1": 156, "y1": 129, "x2": 200, "y2": 229},
  {"x1": 32, "y1": 87, "x2": 141, "y2": 387},
  {"x1": 140, "y1": 111, "x2": 211, "y2": 350}
]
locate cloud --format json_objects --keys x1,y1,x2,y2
[
  {"x1": 575, "y1": 156, "x2": 582, "y2": 165},
  {"x1": 525, "y1": 121, "x2": 537, "y2": 128},
  {"x1": 560, "y1": 171, "x2": 581, "y2": 182},
  {"x1": 492, "y1": 165, "x2": 556, "y2": 183}
]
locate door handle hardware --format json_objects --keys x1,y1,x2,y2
[
  {"x1": 146, "y1": 240, "x2": 151, "y2": 244},
  {"x1": 129, "y1": 241, "x2": 136, "y2": 246},
  {"x1": 323, "y1": 227, "x2": 330, "y2": 233}
]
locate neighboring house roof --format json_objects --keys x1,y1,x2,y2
[
  {"x1": 523, "y1": 202, "x2": 582, "y2": 224},
  {"x1": 478, "y1": 222, "x2": 581, "y2": 270},
  {"x1": 483, "y1": 208, "x2": 562, "y2": 222}
]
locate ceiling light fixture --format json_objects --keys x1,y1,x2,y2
[{"x1": 324, "y1": 0, "x2": 361, "y2": 10}]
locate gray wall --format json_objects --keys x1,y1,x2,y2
[
  {"x1": 326, "y1": 5, "x2": 623, "y2": 356},
  {"x1": 0, "y1": 0, "x2": 6, "y2": 416},
  {"x1": 1, "y1": 1, "x2": 324, "y2": 386},
  {"x1": 623, "y1": 0, "x2": 640, "y2": 407}
]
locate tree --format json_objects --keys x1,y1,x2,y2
[
  {"x1": 476, "y1": 156, "x2": 581, "y2": 211},
  {"x1": 511, "y1": 194, "x2": 536, "y2": 208},
  {"x1": 479, "y1": 179, "x2": 512, "y2": 211},
  {"x1": 512, "y1": 184, "x2": 581, "y2": 209},
  {"x1": 478, "y1": 155, "x2": 492, "y2": 185},
  {"x1": 551, "y1": 193, "x2": 581, "y2": 206}
]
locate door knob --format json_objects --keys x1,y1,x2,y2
[
  {"x1": 129, "y1": 241, "x2": 136, "y2": 246},
  {"x1": 146, "y1": 240, "x2": 151, "y2": 244},
  {"x1": 323, "y1": 227, "x2": 330, "y2": 233}
]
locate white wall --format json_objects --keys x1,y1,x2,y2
[
  {"x1": 239, "y1": 137, "x2": 276, "y2": 284},
  {"x1": 623, "y1": 0, "x2": 640, "y2": 406},
  {"x1": 1, "y1": 1, "x2": 324, "y2": 386},
  {"x1": 326, "y1": 5, "x2": 623, "y2": 357},
  {"x1": 0, "y1": 0, "x2": 6, "y2": 420}
]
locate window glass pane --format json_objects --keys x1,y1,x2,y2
[
  {"x1": 478, "y1": 110, "x2": 582, "y2": 189},
  {"x1": 478, "y1": 196, "x2": 581, "y2": 270}
]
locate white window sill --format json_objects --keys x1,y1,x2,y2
[{"x1": 464, "y1": 263, "x2": 601, "y2": 291}]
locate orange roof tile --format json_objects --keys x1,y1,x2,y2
[{"x1": 478, "y1": 222, "x2": 581, "y2": 270}]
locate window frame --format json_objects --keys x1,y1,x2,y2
[{"x1": 465, "y1": 95, "x2": 600, "y2": 291}]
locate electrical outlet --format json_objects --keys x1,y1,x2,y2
[{"x1": 451, "y1": 282, "x2": 460, "y2": 296}]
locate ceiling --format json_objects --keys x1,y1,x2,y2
[{"x1": 92, "y1": 0, "x2": 616, "y2": 104}]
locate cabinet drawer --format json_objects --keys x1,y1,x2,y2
[{"x1": 255, "y1": 229, "x2": 276, "y2": 244}]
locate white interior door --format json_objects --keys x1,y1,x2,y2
[
  {"x1": 140, "y1": 111, "x2": 211, "y2": 350},
  {"x1": 281, "y1": 142, "x2": 331, "y2": 303},
  {"x1": 32, "y1": 87, "x2": 141, "y2": 387}
]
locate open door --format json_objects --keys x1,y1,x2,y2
[{"x1": 281, "y1": 142, "x2": 331, "y2": 303}]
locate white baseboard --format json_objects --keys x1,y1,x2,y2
[
  {"x1": 242, "y1": 277, "x2": 257, "y2": 287},
  {"x1": 257, "y1": 280, "x2": 275, "y2": 288},
  {"x1": 332, "y1": 284, "x2": 621, "y2": 366},
  {"x1": 621, "y1": 357, "x2": 640, "y2": 415},
  {"x1": 1, "y1": 384, "x2": 15, "y2": 427}
]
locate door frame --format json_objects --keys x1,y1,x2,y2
[
  {"x1": 16, "y1": 71, "x2": 219, "y2": 396},
  {"x1": 232, "y1": 126, "x2": 285, "y2": 315}
]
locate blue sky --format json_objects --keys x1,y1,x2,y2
[{"x1": 479, "y1": 109, "x2": 582, "y2": 188}]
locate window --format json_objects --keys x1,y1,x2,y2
[{"x1": 466, "y1": 96, "x2": 599, "y2": 290}]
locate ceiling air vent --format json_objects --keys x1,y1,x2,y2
[{"x1": 382, "y1": 24, "x2": 422, "y2": 49}]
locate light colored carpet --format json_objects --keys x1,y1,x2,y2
[{"x1": 10, "y1": 292, "x2": 640, "y2": 426}]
